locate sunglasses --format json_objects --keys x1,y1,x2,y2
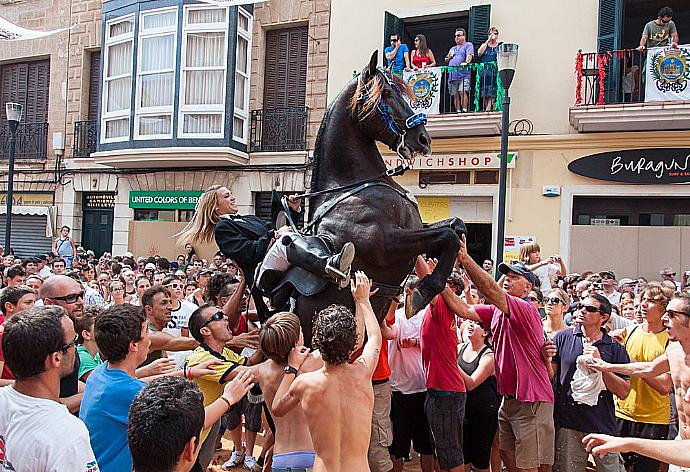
[
  {"x1": 166, "y1": 283, "x2": 182, "y2": 289},
  {"x1": 664, "y1": 273, "x2": 676, "y2": 277},
  {"x1": 455, "y1": 33, "x2": 464, "y2": 37},
  {"x1": 59, "y1": 333, "x2": 79, "y2": 353},
  {"x1": 49, "y1": 290, "x2": 85, "y2": 304},
  {"x1": 601, "y1": 275, "x2": 615, "y2": 280},
  {"x1": 578, "y1": 303, "x2": 600, "y2": 313},
  {"x1": 665, "y1": 309, "x2": 690, "y2": 318},
  {"x1": 529, "y1": 296, "x2": 540, "y2": 303},
  {"x1": 390, "y1": 38, "x2": 398, "y2": 42},
  {"x1": 544, "y1": 297, "x2": 564, "y2": 305},
  {"x1": 200, "y1": 311, "x2": 225, "y2": 329}
]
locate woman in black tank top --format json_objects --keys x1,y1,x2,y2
[{"x1": 458, "y1": 321, "x2": 500, "y2": 472}]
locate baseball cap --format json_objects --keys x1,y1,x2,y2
[
  {"x1": 123, "y1": 251, "x2": 134, "y2": 259},
  {"x1": 197, "y1": 268, "x2": 212, "y2": 276},
  {"x1": 599, "y1": 270, "x2": 616, "y2": 279},
  {"x1": 618, "y1": 277, "x2": 635, "y2": 286},
  {"x1": 144, "y1": 263, "x2": 156, "y2": 271},
  {"x1": 497, "y1": 261, "x2": 539, "y2": 288}
]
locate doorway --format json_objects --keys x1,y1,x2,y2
[
  {"x1": 465, "y1": 223, "x2": 493, "y2": 265},
  {"x1": 81, "y1": 193, "x2": 115, "y2": 257}
]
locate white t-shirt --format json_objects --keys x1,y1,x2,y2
[
  {"x1": 533, "y1": 263, "x2": 558, "y2": 293},
  {"x1": 38, "y1": 266, "x2": 53, "y2": 279},
  {"x1": 164, "y1": 299, "x2": 198, "y2": 368},
  {"x1": 605, "y1": 290, "x2": 622, "y2": 306},
  {"x1": 0, "y1": 386, "x2": 99, "y2": 472},
  {"x1": 388, "y1": 308, "x2": 427, "y2": 395}
]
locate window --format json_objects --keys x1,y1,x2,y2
[
  {"x1": 135, "y1": 8, "x2": 177, "y2": 139},
  {"x1": 233, "y1": 8, "x2": 252, "y2": 142},
  {"x1": 474, "y1": 170, "x2": 499, "y2": 184},
  {"x1": 179, "y1": 6, "x2": 229, "y2": 138},
  {"x1": 102, "y1": 16, "x2": 135, "y2": 143}
]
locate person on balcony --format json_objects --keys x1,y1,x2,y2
[
  {"x1": 637, "y1": 6, "x2": 679, "y2": 51},
  {"x1": 385, "y1": 32, "x2": 411, "y2": 74},
  {"x1": 445, "y1": 28, "x2": 474, "y2": 113},
  {"x1": 411, "y1": 34, "x2": 436, "y2": 70},
  {"x1": 478, "y1": 27, "x2": 501, "y2": 112}
]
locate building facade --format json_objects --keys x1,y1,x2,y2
[{"x1": 0, "y1": 0, "x2": 330, "y2": 261}]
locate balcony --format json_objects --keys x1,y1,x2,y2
[
  {"x1": 569, "y1": 48, "x2": 690, "y2": 132},
  {"x1": 250, "y1": 107, "x2": 309, "y2": 153},
  {"x1": 73, "y1": 120, "x2": 98, "y2": 158},
  {"x1": 0, "y1": 122, "x2": 49, "y2": 160}
]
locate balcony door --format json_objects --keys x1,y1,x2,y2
[{"x1": 260, "y1": 26, "x2": 308, "y2": 151}]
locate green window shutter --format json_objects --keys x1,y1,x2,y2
[
  {"x1": 383, "y1": 11, "x2": 405, "y2": 66},
  {"x1": 468, "y1": 4, "x2": 491, "y2": 57},
  {"x1": 597, "y1": 0, "x2": 622, "y2": 103}
]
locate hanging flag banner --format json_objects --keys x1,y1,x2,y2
[
  {"x1": 195, "y1": 0, "x2": 267, "y2": 6},
  {"x1": 645, "y1": 45, "x2": 690, "y2": 102},
  {"x1": 403, "y1": 67, "x2": 443, "y2": 115},
  {"x1": 0, "y1": 16, "x2": 74, "y2": 41}
]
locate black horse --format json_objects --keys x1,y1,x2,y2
[{"x1": 287, "y1": 51, "x2": 465, "y2": 346}]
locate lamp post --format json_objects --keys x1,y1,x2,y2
[
  {"x1": 494, "y1": 43, "x2": 518, "y2": 276},
  {"x1": 4, "y1": 102, "x2": 23, "y2": 256}
]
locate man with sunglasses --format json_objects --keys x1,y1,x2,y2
[
  {"x1": 550, "y1": 293, "x2": 631, "y2": 472},
  {"x1": 384, "y1": 32, "x2": 410, "y2": 73},
  {"x1": 0, "y1": 306, "x2": 98, "y2": 471},
  {"x1": 588, "y1": 285, "x2": 673, "y2": 472},
  {"x1": 600, "y1": 271, "x2": 622, "y2": 306},
  {"x1": 41, "y1": 274, "x2": 87, "y2": 413},
  {"x1": 660, "y1": 267, "x2": 681, "y2": 291},
  {"x1": 588, "y1": 293, "x2": 690, "y2": 472},
  {"x1": 162, "y1": 275, "x2": 199, "y2": 367}
]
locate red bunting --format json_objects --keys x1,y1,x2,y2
[
  {"x1": 597, "y1": 53, "x2": 608, "y2": 105},
  {"x1": 575, "y1": 50, "x2": 584, "y2": 105}
]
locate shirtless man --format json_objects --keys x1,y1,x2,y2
[
  {"x1": 272, "y1": 271, "x2": 382, "y2": 472},
  {"x1": 588, "y1": 293, "x2": 690, "y2": 449},
  {"x1": 254, "y1": 312, "x2": 324, "y2": 471}
]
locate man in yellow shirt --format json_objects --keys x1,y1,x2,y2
[
  {"x1": 186, "y1": 304, "x2": 263, "y2": 470},
  {"x1": 613, "y1": 285, "x2": 673, "y2": 472}
]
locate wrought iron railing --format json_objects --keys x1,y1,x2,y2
[
  {"x1": 0, "y1": 122, "x2": 49, "y2": 159},
  {"x1": 73, "y1": 120, "x2": 98, "y2": 158},
  {"x1": 574, "y1": 48, "x2": 646, "y2": 106},
  {"x1": 250, "y1": 107, "x2": 309, "y2": 152}
]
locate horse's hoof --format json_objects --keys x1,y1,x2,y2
[{"x1": 408, "y1": 289, "x2": 428, "y2": 315}]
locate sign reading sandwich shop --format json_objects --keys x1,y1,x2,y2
[
  {"x1": 129, "y1": 191, "x2": 203, "y2": 210},
  {"x1": 568, "y1": 148, "x2": 690, "y2": 184},
  {"x1": 384, "y1": 152, "x2": 517, "y2": 170}
]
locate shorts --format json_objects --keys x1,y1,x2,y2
[
  {"x1": 272, "y1": 450, "x2": 315, "y2": 471},
  {"x1": 498, "y1": 398, "x2": 554, "y2": 469},
  {"x1": 553, "y1": 427, "x2": 624, "y2": 472},
  {"x1": 617, "y1": 418, "x2": 669, "y2": 472},
  {"x1": 368, "y1": 381, "x2": 393, "y2": 472},
  {"x1": 449, "y1": 78, "x2": 471, "y2": 95},
  {"x1": 223, "y1": 394, "x2": 262, "y2": 433},
  {"x1": 425, "y1": 390, "x2": 466, "y2": 470},
  {"x1": 463, "y1": 406, "x2": 499, "y2": 469},
  {"x1": 389, "y1": 391, "x2": 433, "y2": 458}
]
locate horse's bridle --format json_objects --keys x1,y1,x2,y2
[{"x1": 356, "y1": 68, "x2": 428, "y2": 163}]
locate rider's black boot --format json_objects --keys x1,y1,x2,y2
[{"x1": 283, "y1": 235, "x2": 356, "y2": 289}]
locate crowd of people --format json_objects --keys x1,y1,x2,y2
[{"x1": 2, "y1": 184, "x2": 690, "y2": 472}]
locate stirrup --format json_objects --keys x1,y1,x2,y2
[{"x1": 325, "y1": 242, "x2": 355, "y2": 289}]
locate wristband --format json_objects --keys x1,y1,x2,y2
[
  {"x1": 220, "y1": 396, "x2": 233, "y2": 409},
  {"x1": 187, "y1": 367, "x2": 194, "y2": 380}
]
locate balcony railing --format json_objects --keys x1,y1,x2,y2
[
  {"x1": 0, "y1": 122, "x2": 49, "y2": 159},
  {"x1": 250, "y1": 107, "x2": 309, "y2": 152},
  {"x1": 73, "y1": 120, "x2": 98, "y2": 158},
  {"x1": 574, "y1": 48, "x2": 646, "y2": 106}
]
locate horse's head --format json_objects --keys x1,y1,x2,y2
[{"x1": 350, "y1": 51, "x2": 432, "y2": 164}]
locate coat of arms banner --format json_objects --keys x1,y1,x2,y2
[
  {"x1": 403, "y1": 67, "x2": 443, "y2": 115},
  {"x1": 645, "y1": 45, "x2": 690, "y2": 102}
]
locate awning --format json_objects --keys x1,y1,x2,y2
[{"x1": 0, "y1": 205, "x2": 58, "y2": 237}]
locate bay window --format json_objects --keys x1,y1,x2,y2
[
  {"x1": 233, "y1": 8, "x2": 252, "y2": 142},
  {"x1": 102, "y1": 16, "x2": 134, "y2": 142}
]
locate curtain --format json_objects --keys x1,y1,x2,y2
[
  {"x1": 236, "y1": 35, "x2": 248, "y2": 73},
  {"x1": 183, "y1": 113, "x2": 222, "y2": 134},
  {"x1": 188, "y1": 8, "x2": 226, "y2": 24},
  {"x1": 105, "y1": 118, "x2": 129, "y2": 138},
  {"x1": 139, "y1": 35, "x2": 175, "y2": 109},
  {"x1": 142, "y1": 11, "x2": 176, "y2": 30},
  {"x1": 234, "y1": 71, "x2": 246, "y2": 110},
  {"x1": 106, "y1": 40, "x2": 132, "y2": 113},
  {"x1": 106, "y1": 77, "x2": 131, "y2": 112},
  {"x1": 110, "y1": 19, "x2": 133, "y2": 37},
  {"x1": 139, "y1": 115, "x2": 171, "y2": 135}
]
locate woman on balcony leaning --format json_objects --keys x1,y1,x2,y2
[
  {"x1": 477, "y1": 27, "x2": 501, "y2": 111},
  {"x1": 411, "y1": 34, "x2": 436, "y2": 70}
]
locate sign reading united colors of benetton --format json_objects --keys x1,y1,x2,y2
[
  {"x1": 384, "y1": 152, "x2": 517, "y2": 171},
  {"x1": 568, "y1": 149, "x2": 690, "y2": 184},
  {"x1": 129, "y1": 191, "x2": 203, "y2": 209}
]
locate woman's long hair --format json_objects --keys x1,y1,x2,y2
[
  {"x1": 415, "y1": 34, "x2": 428, "y2": 55},
  {"x1": 175, "y1": 185, "x2": 222, "y2": 245}
]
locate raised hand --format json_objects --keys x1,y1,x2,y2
[
  {"x1": 351, "y1": 270, "x2": 375, "y2": 303},
  {"x1": 541, "y1": 339, "x2": 557, "y2": 363},
  {"x1": 288, "y1": 345, "x2": 310, "y2": 370},
  {"x1": 222, "y1": 369, "x2": 255, "y2": 405}
]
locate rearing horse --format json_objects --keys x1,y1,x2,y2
[{"x1": 293, "y1": 51, "x2": 464, "y2": 345}]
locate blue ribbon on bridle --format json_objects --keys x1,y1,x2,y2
[{"x1": 357, "y1": 68, "x2": 428, "y2": 160}]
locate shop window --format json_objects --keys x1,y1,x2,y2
[
  {"x1": 419, "y1": 171, "x2": 470, "y2": 185},
  {"x1": 674, "y1": 215, "x2": 690, "y2": 226},
  {"x1": 474, "y1": 170, "x2": 498, "y2": 184},
  {"x1": 639, "y1": 213, "x2": 665, "y2": 226},
  {"x1": 134, "y1": 209, "x2": 176, "y2": 221},
  {"x1": 178, "y1": 209, "x2": 195, "y2": 222}
]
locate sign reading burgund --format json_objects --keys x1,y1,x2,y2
[
  {"x1": 129, "y1": 191, "x2": 203, "y2": 209},
  {"x1": 568, "y1": 148, "x2": 690, "y2": 184}
]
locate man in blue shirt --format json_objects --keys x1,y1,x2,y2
[
  {"x1": 384, "y1": 32, "x2": 410, "y2": 73},
  {"x1": 549, "y1": 293, "x2": 631, "y2": 472},
  {"x1": 445, "y1": 28, "x2": 474, "y2": 113}
]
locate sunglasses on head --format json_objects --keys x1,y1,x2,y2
[
  {"x1": 577, "y1": 303, "x2": 600, "y2": 313},
  {"x1": 200, "y1": 311, "x2": 225, "y2": 329},
  {"x1": 545, "y1": 297, "x2": 564, "y2": 305},
  {"x1": 49, "y1": 290, "x2": 85, "y2": 304}
]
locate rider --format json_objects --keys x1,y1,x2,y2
[{"x1": 176, "y1": 186, "x2": 355, "y2": 316}]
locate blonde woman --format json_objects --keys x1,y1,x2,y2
[
  {"x1": 519, "y1": 241, "x2": 567, "y2": 293},
  {"x1": 542, "y1": 288, "x2": 570, "y2": 339},
  {"x1": 176, "y1": 186, "x2": 355, "y2": 317}
]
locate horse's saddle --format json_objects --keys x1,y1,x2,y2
[{"x1": 258, "y1": 236, "x2": 335, "y2": 310}]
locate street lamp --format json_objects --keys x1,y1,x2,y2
[
  {"x1": 4, "y1": 102, "x2": 23, "y2": 256},
  {"x1": 494, "y1": 43, "x2": 518, "y2": 276}
]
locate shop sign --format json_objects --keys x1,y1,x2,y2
[
  {"x1": 84, "y1": 193, "x2": 115, "y2": 209},
  {"x1": 591, "y1": 218, "x2": 620, "y2": 226},
  {"x1": 568, "y1": 148, "x2": 690, "y2": 184},
  {"x1": 129, "y1": 191, "x2": 203, "y2": 210},
  {"x1": 0, "y1": 192, "x2": 53, "y2": 207},
  {"x1": 417, "y1": 197, "x2": 450, "y2": 223},
  {"x1": 503, "y1": 235, "x2": 536, "y2": 264},
  {"x1": 384, "y1": 152, "x2": 517, "y2": 171}
]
